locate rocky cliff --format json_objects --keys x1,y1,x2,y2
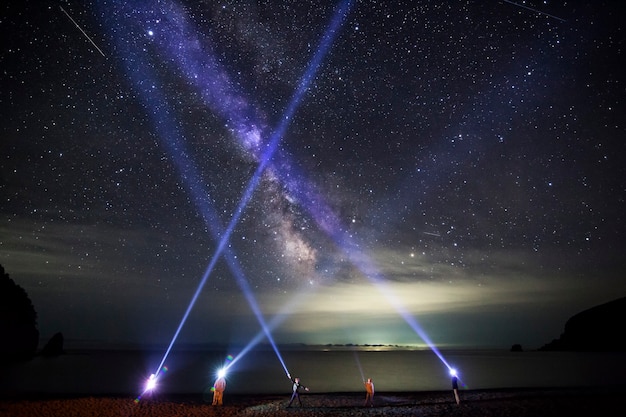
[{"x1": 540, "y1": 296, "x2": 626, "y2": 351}]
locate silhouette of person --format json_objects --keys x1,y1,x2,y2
[
  {"x1": 364, "y1": 378, "x2": 375, "y2": 407},
  {"x1": 212, "y1": 376, "x2": 226, "y2": 406},
  {"x1": 286, "y1": 374, "x2": 309, "y2": 407},
  {"x1": 452, "y1": 374, "x2": 460, "y2": 405}
]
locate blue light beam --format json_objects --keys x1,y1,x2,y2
[{"x1": 99, "y1": 0, "x2": 354, "y2": 383}]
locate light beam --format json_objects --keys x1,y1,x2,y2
[
  {"x1": 99, "y1": 0, "x2": 354, "y2": 389},
  {"x1": 101, "y1": 0, "x2": 457, "y2": 389}
]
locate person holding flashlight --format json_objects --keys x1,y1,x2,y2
[
  {"x1": 451, "y1": 371, "x2": 460, "y2": 405},
  {"x1": 212, "y1": 374, "x2": 226, "y2": 406},
  {"x1": 364, "y1": 378, "x2": 375, "y2": 407},
  {"x1": 286, "y1": 374, "x2": 309, "y2": 408}
]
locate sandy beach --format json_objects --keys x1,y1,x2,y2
[{"x1": 1, "y1": 387, "x2": 621, "y2": 417}]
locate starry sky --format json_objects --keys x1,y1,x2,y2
[{"x1": 1, "y1": 0, "x2": 625, "y2": 350}]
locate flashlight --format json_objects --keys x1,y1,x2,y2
[{"x1": 145, "y1": 374, "x2": 157, "y2": 391}]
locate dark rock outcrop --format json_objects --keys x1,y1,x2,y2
[
  {"x1": 41, "y1": 332, "x2": 65, "y2": 357},
  {"x1": 0, "y1": 264, "x2": 39, "y2": 361},
  {"x1": 510, "y1": 344, "x2": 523, "y2": 352},
  {"x1": 540, "y1": 296, "x2": 626, "y2": 351}
]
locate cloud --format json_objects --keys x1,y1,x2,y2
[{"x1": 239, "y1": 261, "x2": 586, "y2": 345}]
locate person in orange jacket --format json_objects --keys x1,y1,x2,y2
[{"x1": 364, "y1": 378, "x2": 375, "y2": 407}]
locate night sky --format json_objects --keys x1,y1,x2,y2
[{"x1": 1, "y1": 0, "x2": 625, "y2": 350}]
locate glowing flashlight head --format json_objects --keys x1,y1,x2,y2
[
  {"x1": 145, "y1": 374, "x2": 157, "y2": 391},
  {"x1": 217, "y1": 368, "x2": 227, "y2": 379},
  {"x1": 449, "y1": 368, "x2": 458, "y2": 377}
]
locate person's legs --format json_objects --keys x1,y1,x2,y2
[{"x1": 287, "y1": 392, "x2": 296, "y2": 407}]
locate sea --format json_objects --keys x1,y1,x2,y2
[{"x1": 3, "y1": 346, "x2": 625, "y2": 397}]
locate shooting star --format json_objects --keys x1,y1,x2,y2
[
  {"x1": 60, "y1": 6, "x2": 106, "y2": 57},
  {"x1": 502, "y1": 0, "x2": 566, "y2": 22},
  {"x1": 423, "y1": 231, "x2": 441, "y2": 237}
]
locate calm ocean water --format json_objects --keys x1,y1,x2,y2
[{"x1": 3, "y1": 347, "x2": 625, "y2": 396}]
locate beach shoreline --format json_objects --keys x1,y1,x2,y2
[{"x1": 1, "y1": 386, "x2": 622, "y2": 417}]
